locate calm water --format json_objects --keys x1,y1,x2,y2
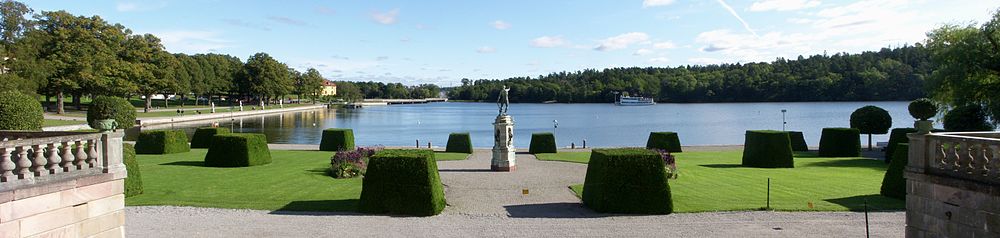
[{"x1": 148, "y1": 101, "x2": 928, "y2": 148}]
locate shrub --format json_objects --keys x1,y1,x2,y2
[
  {"x1": 320, "y1": 128, "x2": 355, "y2": 151},
  {"x1": 908, "y1": 98, "x2": 938, "y2": 120},
  {"x1": 123, "y1": 143, "x2": 143, "y2": 197},
  {"x1": 445, "y1": 133, "x2": 473, "y2": 153},
  {"x1": 943, "y1": 104, "x2": 995, "y2": 132},
  {"x1": 529, "y1": 133, "x2": 557, "y2": 154},
  {"x1": 190, "y1": 127, "x2": 231, "y2": 148},
  {"x1": 329, "y1": 147, "x2": 380, "y2": 179},
  {"x1": 645, "y1": 132, "x2": 682, "y2": 153},
  {"x1": 582, "y1": 148, "x2": 673, "y2": 214},
  {"x1": 818, "y1": 128, "x2": 861, "y2": 157},
  {"x1": 741, "y1": 130, "x2": 794, "y2": 168},
  {"x1": 851, "y1": 105, "x2": 892, "y2": 150},
  {"x1": 788, "y1": 131, "x2": 809, "y2": 151},
  {"x1": 134, "y1": 130, "x2": 190, "y2": 154},
  {"x1": 880, "y1": 143, "x2": 908, "y2": 200},
  {"x1": 87, "y1": 96, "x2": 136, "y2": 130},
  {"x1": 0, "y1": 91, "x2": 43, "y2": 130},
  {"x1": 204, "y1": 133, "x2": 272, "y2": 167},
  {"x1": 884, "y1": 128, "x2": 917, "y2": 163},
  {"x1": 358, "y1": 149, "x2": 446, "y2": 216}
]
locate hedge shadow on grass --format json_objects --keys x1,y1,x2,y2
[
  {"x1": 698, "y1": 164, "x2": 743, "y2": 168},
  {"x1": 824, "y1": 194, "x2": 905, "y2": 211},
  {"x1": 504, "y1": 202, "x2": 608, "y2": 218},
  {"x1": 437, "y1": 168, "x2": 494, "y2": 173},
  {"x1": 808, "y1": 159, "x2": 887, "y2": 170},
  {"x1": 271, "y1": 199, "x2": 362, "y2": 214}
]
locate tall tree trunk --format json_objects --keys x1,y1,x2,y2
[
  {"x1": 180, "y1": 94, "x2": 186, "y2": 107},
  {"x1": 163, "y1": 93, "x2": 169, "y2": 108},
  {"x1": 144, "y1": 94, "x2": 152, "y2": 113},
  {"x1": 56, "y1": 91, "x2": 65, "y2": 114},
  {"x1": 194, "y1": 94, "x2": 199, "y2": 106},
  {"x1": 73, "y1": 92, "x2": 82, "y2": 110}
]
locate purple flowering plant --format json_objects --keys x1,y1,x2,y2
[
  {"x1": 652, "y1": 149, "x2": 678, "y2": 179},
  {"x1": 329, "y1": 146, "x2": 382, "y2": 179}
]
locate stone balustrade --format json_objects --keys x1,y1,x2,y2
[
  {"x1": 0, "y1": 131, "x2": 121, "y2": 190},
  {"x1": 924, "y1": 132, "x2": 1000, "y2": 185}
]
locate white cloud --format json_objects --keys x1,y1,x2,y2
[
  {"x1": 116, "y1": 2, "x2": 166, "y2": 12},
  {"x1": 694, "y1": 29, "x2": 818, "y2": 62},
  {"x1": 749, "y1": 0, "x2": 821, "y2": 12},
  {"x1": 653, "y1": 41, "x2": 677, "y2": 49},
  {"x1": 633, "y1": 49, "x2": 653, "y2": 56},
  {"x1": 594, "y1": 32, "x2": 649, "y2": 51},
  {"x1": 476, "y1": 46, "x2": 496, "y2": 53},
  {"x1": 649, "y1": 57, "x2": 670, "y2": 63},
  {"x1": 715, "y1": 0, "x2": 759, "y2": 37},
  {"x1": 151, "y1": 30, "x2": 233, "y2": 53},
  {"x1": 643, "y1": 0, "x2": 676, "y2": 7},
  {"x1": 531, "y1": 36, "x2": 566, "y2": 48},
  {"x1": 492, "y1": 20, "x2": 511, "y2": 30},
  {"x1": 371, "y1": 9, "x2": 399, "y2": 24}
]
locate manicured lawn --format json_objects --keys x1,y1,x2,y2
[
  {"x1": 42, "y1": 119, "x2": 87, "y2": 127},
  {"x1": 435, "y1": 152, "x2": 470, "y2": 161},
  {"x1": 558, "y1": 150, "x2": 903, "y2": 212},
  {"x1": 128, "y1": 149, "x2": 468, "y2": 212}
]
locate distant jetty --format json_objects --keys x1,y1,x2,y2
[{"x1": 347, "y1": 98, "x2": 448, "y2": 108}]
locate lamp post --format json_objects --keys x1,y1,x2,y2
[{"x1": 781, "y1": 109, "x2": 787, "y2": 131}]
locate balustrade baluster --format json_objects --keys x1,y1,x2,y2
[
  {"x1": 15, "y1": 146, "x2": 29, "y2": 179},
  {"x1": 86, "y1": 139, "x2": 98, "y2": 167},
  {"x1": 936, "y1": 142, "x2": 946, "y2": 169},
  {"x1": 951, "y1": 142, "x2": 962, "y2": 172},
  {"x1": 46, "y1": 143, "x2": 60, "y2": 174},
  {"x1": 0, "y1": 148, "x2": 12, "y2": 182},
  {"x1": 74, "y1": 141, "x2": 87, "y2": 168},
  {"x1": 31, "y1": 144, "x2": 45, "y2": 177},
  {"x1": 991, "y1": 145, "x2": 1000, "y2": 180},
  {"x1": 61, "y1": 141, "x2": 75, "y2": 170}
]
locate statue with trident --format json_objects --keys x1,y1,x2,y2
[{"x1": 497, "y1": 85, "x2": 510, "y2": 115}]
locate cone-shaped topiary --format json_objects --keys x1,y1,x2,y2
[
  {"x1": 529, "y1": 133, "x2": 557, "y2": 154},
  {"x1": 134, "y1": 130, "x2": 190, "y2": 154},
  {"x1": 818, "y1": 128, "x2": 861, "y2": 157},
  {"x1": 880, "y1": 143, "x2": 908, "y2": 200},
  {"x1": 741, "y1": 130, "x2": 794, "y2": 168},
  {"x1": 0, "y1": 91, "x2": 43, "y2": 131},
  {"x1": 445, "y1": 133, "x2": 473, "y2": 153},
  {"x1": 885, "y1": 128, "x2": 917, "y2": 163},
  {"x1": 204, "y1": 133, "x2": 272, "y2": 167},
  {"x1": 87, "y1": 96, "x2": 136, "y2": 130},
  {"x1": 320, "y1": 128, "x2": 355, "y2": 151},
  {"x1": 646, "y1": 132, "x2": 682, "y2": 153},
  {"x1": 359, "y1": 149, "x2": 446, "y2": 216},
  {"x1": 582, "y1": 148, "x2": 673, "y2": 214},
  {"x1": 190, "y1": 127, "x2": 231, "y2": 148},
  {"x1": 788, "y1": 131, "x2": 809, "y2": 151}
]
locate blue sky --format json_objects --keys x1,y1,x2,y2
[{"x1": 24, "y1": 0, "x2": 998, "y2": 86}]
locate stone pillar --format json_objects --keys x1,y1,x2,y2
[
  {"x1": 210, "y1": 102, "x2": 216, "y2": 113},
  {"x1": 238, "y1": 101, "x2": 244, "y2": 111},
  {"x1": 491, "y1": 115, "x2": 516, "y2": 171}
]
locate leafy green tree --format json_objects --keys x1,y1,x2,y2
[
  {"x1": 850, "y1": 105, "x2": 892, "y2": 150},
  {"x1": 121, "y1": 33, "x2": 177, "y2": 112},
  {"x1": 243, "y1": 52, "x2": 290, "y2": 103},
  {"x1": 925, "y1": 9, "x2": 1000, "y2": 125},
  {"x1": 334, "y1": 81, "x2": 362, "y2": 102},
  {"x1": 0, "y1": 0, "x2": 34, "y2": 94},
  {"x1": 298, "y1": 68, "x2": 324, "y2": 103}
]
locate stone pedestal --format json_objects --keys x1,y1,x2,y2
[{"x1": 491, "y1": 115, "x2": 516, "y2": 171}]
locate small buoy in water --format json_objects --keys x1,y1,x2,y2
[{"x1": 312, "y1": 123, "x2": 317, "y2": 127}]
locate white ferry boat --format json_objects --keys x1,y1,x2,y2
[{"x1": 615, "y1": 95, "x2": 656, "y2": 106}]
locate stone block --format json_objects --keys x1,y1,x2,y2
[
  {"x1": 0, "y1": 221, "x2": 18, "y2": 238},
  {"x1": 87, "y1": 194, "x2": 124, "y2": 218},
  {"x1": 74, "y1": 173, "x2": 115, "y2": 188},
  {"x1": 0, "y1": 191, "x2": 12, "y2": 204},
  {"x1": 25, "y1": 223, "x2": 78, "y2": 238},
  {"x1": 18, "y1": 204, "x2": 87, "y2": 237},
  {"x1": 4, "y1": 191, "x2": 62, "y2": 222},
  {"x1": 79, "y1": 210, "x2": 124, "y2": 237},
  {"x1": 12, "y1": 180, "x2": 75, "y2": 200},
  {"x1": 89, "y1": 226, "x2": 123, "y2": 238},
  {"x1": 62, "y1": 180, "x2": 122, "y2": 208}
]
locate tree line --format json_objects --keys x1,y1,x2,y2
[
  {"x1": 448, "y1": 45, "x2": 931, "y2": 103},
  {"x1": 0, "y1": 0, "x2": 434, "y2": 114}
]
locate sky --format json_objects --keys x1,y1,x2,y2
[{"x1": 23, "y1": 0, "x2": 999, "y2": 86}]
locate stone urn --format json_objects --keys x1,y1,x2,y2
[
  {"x1": 94, "y1": 119, "x2": 119, "y2": 132},
  {"x1": 914, "y1": 120, "x2": 933, "y2": 134}
]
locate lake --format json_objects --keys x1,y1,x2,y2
[{"x1": 147, "y1": 101, "x2": 929, "y2": 148}]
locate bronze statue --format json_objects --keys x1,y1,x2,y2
[{"x1": 497, "y1": 85, "x2": 510, "y2": 115}]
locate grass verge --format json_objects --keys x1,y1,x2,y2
[{"x1": 435, "y1": 152, "x2": 470, "y2": 161}]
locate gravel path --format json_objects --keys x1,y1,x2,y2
[{"x1": 125, "y1": 149, "x2": 905, "y2": 237}]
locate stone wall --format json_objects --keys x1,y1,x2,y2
[{"x1": 905, "y1": 132, "x2": 1000, "y2": 237}]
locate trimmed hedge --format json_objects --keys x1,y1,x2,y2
[
  {"x1": 123, "y1": 143, "x2": 143, "y2": 197},
  {"x1": 818, "y1": 127, "x2": 861, "y2": 157},
  {"x1": 885, "y1": 128, "x2": 917, "y2": 163},
  {"x1": 320, "y1": 128, "x2": 355, "y2": 151},
  {"x1": 191, "y1": 127, "x2": 231, "y2": 148},
  {"x1": 788, "y1": 131, "x2": 809, "y2": 151},
  {"x1": 582, "y1": 148, "x2": 673, "y2": 214},
  {"x1": 645, "y1": 132, "x2": 682, "y2": 153},
  {"x1": 134, "y1": 130, "x2": 190, "y2": 154},
  {"x1": 0, "y1": 91, "x2": 43, "y2": 131},
  {"x1": 529, "y1": 133, "x2": 557, "y2": 154},
  {"x1": 204, "y1": 133, "x2": 272, "y2": 167},
  {"x1": 87, "y1": 96, "x2": 136, "y2": 130},
  {"x1": 445, "y1": 133, "x2": 472, "y2": 153},
  {"x1": 358, "y1": 149, "x2": 446, "y2": 216},
  {"x1": 880, "y1": 143, "x2": 908, "y2": 200},
  {"x1": 741, "y1": 130, "x2": 794, "y2": 168}
]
